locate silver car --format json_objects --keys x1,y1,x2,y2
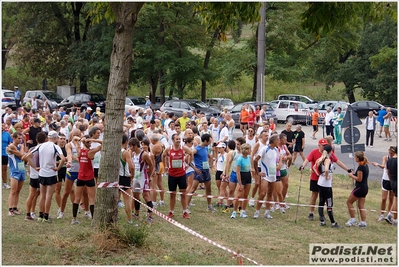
[{"x1": 2, "y1": 89, "x2": 16, "y2": 110}]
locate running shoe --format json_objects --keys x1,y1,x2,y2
[
  {"x1": 264, "y1": 210, "x2": 273, "y2": 219},
  {"x1": 270, "y1": 206, "x2": 275, "y2": 212},
  {"x1": 42, "y1": 218, "x2": 52, "y2": 223},
  {"x1": 377, "y1": 214, "x2": 385, "y2": 222},
  {"x1": 25, "y1": 215, "x2": 34, "y2": 221},
  {"x1": 13, "y1": 209, "x2": 21, "y2": 215},
  {"x1": 230, "y1": 211, "x2": 237, "y2": 219},
  {"x1": 253, "y1": 210, "x2": 260, "y2": 219},
  {"x1": 331, "y1": 223, "x2": 342, "y2": 229},
  {"x1": 280, "y1": 207, "x2": 286, "y2": 214},
  {"x1": 189, "y1": 202, "x2": 195, "y2": 206},
  {"x1": 3, "y1": 183, "x2": 11, "y2": 189},
  {"x1": 216, "y1": 202, "x2": 223, "y2": 207},
  {"x1": 274, "y1": 203, "x2": 280, "y2": 210},
  {"x1": 320, "y1": 221, "x2": 326, "y2": 226},
  {"x1": 127, "y1": 220, "x2": 133, "y2": 225},
  {"x1": 308, "y1": 213, "x2": 314, "y2": 221},
  {"x1": 249, "y1": 198, "x2": 255, "y2": 207},
  {"x1": 186, "y1": 207, "x2": 191, "y2": 214},
  {"x1": 117, "y1": 200, "x2": 125, "y2": 208},
  {"x1": 30, "y1": 212, "x2": 38, "y2": 220},
  {"x1": 206, "y1": 205, "x2": 216, "y2": 213},
  {"x1": 57, "y1": 208, "x2": 61, "y2": 216},
  {"x1": 222, "y1": 207, "x2": 230, "y2": 213},
  {"x1": 392, "y1": 221, "x2": 397, "y2": 227},
  {"x1": 358, "y1": 221, "x2": 367, "y2": 228},
  {"x1": 57, "y1": 212, "x2": 64, "y2": 219},
  {"x1": 182, "y1": 211, "x2": 190, "y2": 219},
  {"x1": 345, "y1": 218, "x2": 357, "y2": 227},
  {"x1": 261, "y1": 203, "x2": 266, "y2": 208},
  {"x1": 71, "y1": 219, "x2": 80, "y2": 225},
  {"x1": 159, "y1": 200, "x2": 165, "y2": 207},
  {"x1": 8, "y1": 211, "x2": 14, "y2": 217},
  {"x1": 240, "y1": 210, "x2": 248, "y2": 218},
  {"x1": 385, "y1": 214, "x2": 393, "y2": 224},
  {"x1": 146, "y1": 216, "x2": 154, "y2": 224},
  {"x1": 167, "y1": 211, "x2": 174, "y2": 218},
  {"x1": 84, "y1": 211, "x2": 92, "y2": 219},
  {"x1": 37, "y1": 217, "x2": 43, "y2": 222},
  {"x1": 132, "y1": 213, "x2": 139, "y2": 220},
  {"x1": 237, "y1": 206, "x2": 242, "y2": 214}
]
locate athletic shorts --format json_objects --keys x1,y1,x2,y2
[
  {"x1": 229, "y1": 171, "x2": 238, "y2": 183},
  {"x1": 39, "y1": 175, "x2": 57, "y2": 186},
  {"x1": 379, "y1": 120, "x2": 384, "y2": 127},
  {"x1": 240, "y1": 122, "x2": 248, "y2": 125},
  {"x1": 30, "y1": 178, "x2": 40, "y2": 189},
  {"x1": 2, "y1": 155, "x2": 8, "y2": 166},
  {"x1": 280, "y1": 169, "x2": 288, "y2": 177},
  {"x1": 57, "y1": 167, "x2": 66, "y2": 182},
  {"x1": 382, "y1": 180, "x2": 392, "y2": 191},
  {"x1": 215, "y1": 170, "x2": 223, "y2": 181},
  {"x1": 66, "y1": 171, "x2": 78, "y2": 181},
  {"x1": 132, "y1": 176, "x2": 150, "y2": 193},
  {"x1": 261, "y1": 175, "x2": 276, "y2": 183},
  {"x1": 391, "y1": 181, "x2": 397, "y2": 197},
  {"x1": 76, "y1": 178, "x2": 95, "y2": 187},
  {"x1": 351, "y1": 186, "x2": 368, "y2": 198},
  {"x1": 384, "y1": 124, "x2": 390, "y2": 128},
  {"x1": 119, "y1": 175, "x2": 132, "y2": 188},
  {"x1": 186, "y1": 171, "x2": 194, "y2": 177},
  {"x1": 294, "y1": 145, "x2": 303, "y2": 152},
  {"x1": 310, "y1": 180, "x2": 319, "y2": 192},
  {"x1": 168, "y1": 174, "x2": 187, "y2": 191},
  {"x1": 287, "y1": 147, "x2": 294, "y2": 154},
  {"x1": 194, "y1": 169, "x2": 211, "y2": 183},
  {"x1": 94, "y1": 168, "x2": 99, "y2": 178},
  {"x1": 276, "y1": 176, "x2": 281, "y2": 182},
  {"x1": 11, "y1": 172, "x2": 26, "y2": 182},
  {"x1": 313, "y1": 125, "x2": 318, "y2": 132},
  {"x1": 240, "y1": 172, "x2": 252, "y2": 186}
]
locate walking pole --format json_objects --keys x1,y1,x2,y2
[{"x1": 295, "y1": 169, "x2": 303, "y2": 223}]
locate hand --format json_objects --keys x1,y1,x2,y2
[
  {"x1": 238, "y1": 184, "x2": 243, "y2": 191},
  {"x1": 258, "y1": 172, "x2": 266, "y2": 177},
  {"x1": 347, "y1": 169, "x2": 353, "y2": 173},
  {"x1": 299, "y1": 166, "x2": 304, "y2": 171}
]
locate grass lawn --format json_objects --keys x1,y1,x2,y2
[{"x1": 2, "y1": 168, "x2": 397, "y2": 265}]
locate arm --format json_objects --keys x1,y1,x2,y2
[
  {"x1": 250, "y1": 143, "x2": 259, "y2": 171},
  {"x1": 299, "y1": 158, "x2": 309, "y2": 170},
  {"x1": 372, "y1": 155, "x2": 387, "y2": 169},
  {"x1": 349, "y1": 168, "x2": 363, "y2": 182},
  {"x1": 277, "y1": 155, "x2": 283, "y2": 171},
  {"x1": 162, "y1": 147, "x2": 170, "y2": 169},
  {"x1": 336, "y1": 159, "x2": 349, "y2": 172},
  {"x1": 124, "y1": 150, "x2": 135, "y2": 178},
  {"x1": 7, "y1": 144, "x2": 25, "y2": 158},
  {"x1": 223, "y1": 151, "x2": 233, "y2": 177},
  {"x1": 144, "y1": 152, "x2": 155, "y2": 181},
  {"x1": 236, "y1": 164, "x2": 243, "y2": 190},
  {"x1": 324, "y1": 159, "x2": 331, "y2": 179},
  {"x1": 88, "y1": 144, "x2": 102, "y2": 159},
  {"x1": 302, "y1": 137, "x2": 305, "y2": 150}
]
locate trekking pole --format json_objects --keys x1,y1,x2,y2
[{"x1": 295, "y1": 169, "x2": 303, "y2": 223}]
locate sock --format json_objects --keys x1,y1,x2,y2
[
  {"x1": 170, "y1": 210, "x2": 174, "y2": 214},
  {"x1": 147, "y1": 201, "x2": 153, "y2": 213},
  {"x1": 9, "y1": 208, "x2": 12, "y2": 212},
  {"x1": 13, "y1": 207, "x2": 17, "y2": 211},
  {"x1": 26, "y1": 213, "x2": 30, "y2": 217},
  {"x1": 134, "y1": 200, "x2": 140, "y2": 211},
  {"x1": 72, "y1": 203, "x2": 79, "y2": 218},
  {"x1": 90, "y1": 205, "x2": 94, "y2": 217},
  {"x1": 39, "y1": 212, "x2": 44, "y2": 218},
  {"x1": 44, "y1": 213, "x2": 49, "y2": 220}
]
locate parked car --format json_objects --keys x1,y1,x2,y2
[
  {"x1": 2, "y1": 89, "x2": 16, "y2": 110},
  {"x1": 159, "y1": 99, "x2": 220, "y2": 121},
  {"x1": 58, "y1": 92, "x2": 106, "y2": 112},
  {"x1": 316, "y1": 100, "x2": 349, "y2": 124},
  {"x1": 270, "y1": 100, "x2": 311, "y2": 124},
  {"x1": 277, "y1": 94, "x2": 318, "y2": 109},
  {"x1": 23, "y1": 90, "x2": 64, "y2": 112},
  {"x1": 125, "y1": 97, "x2": 138, "y2": 113},
  {"x1": 127, "y1": 96, "x2": 146, "y2": 110},
  {"x1": 229, "y1": 102, "x2": 277, "y2": 128},
  {"x1": 206, "y1": 98, "x2": 234, "y2": 111},
  {"x1": 351, "y1": 101, "x2": 397, "y2": 118},
  {"x1": 152, "y1": 96, "x2": 179, "y2": 110}
]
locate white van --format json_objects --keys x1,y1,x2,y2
[{"x1": 277, "y1": 94, "x2": 318, "y2": 109}]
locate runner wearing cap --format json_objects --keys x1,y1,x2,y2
[
  {"x1": 300, "y1": 138, "x2": 351, "y2": 221},
  {"x1": 145, "y1": 96, "x2": 152, "y2": 109},
  {"x1": 214, "y1": 142, "x2": 227, "y2": 207}
]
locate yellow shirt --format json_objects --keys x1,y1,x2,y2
[{"x1": 178, "y1": 117, "x2": 190, "y2": 131}]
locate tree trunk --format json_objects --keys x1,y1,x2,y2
[
  {"x1": 201, "y1": 29, "x2": 219, "y2": 102},
  {"x1": 158, "y1": 19, "x2": 165, "y2": 105},
  {"x1": 344, "y1": 82, "x2": 356, "y2": 103},
  {"x1": 93, "y1": 2, "x2": 144, "y2": 230},
  {"x1": 79, "y1": 76, "x2": 88, "y2": 92},
  {"x1": 2, "y1": 50, "x2": 8, "y2": 70}
]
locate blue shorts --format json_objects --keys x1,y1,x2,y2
[
  {"x1": 66, "y1": 171, "x2": 78, "y2": 181},
  {"x1": 11, "y1": 172, "x2": 26, "y2": 182},
  {"x1": 194, "y1": 170, "x2": 211, "y2": 183},
  {"x1": 229, "y1": 171, "x2": 238, "y2": 183},
  {"x1": 186, "y1": 171, "x2": 194, "y2": 177}
]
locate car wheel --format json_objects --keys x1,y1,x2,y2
[{"x1": 286, "y1": 116, "x2": 294, "y2": 123}]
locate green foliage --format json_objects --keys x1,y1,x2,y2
[
  {"x1": 2, "y1": 67, "x2": 46, "y2": 94},
  {"x1": 118, "y1": 223, "x2": 150, "y2": 248}
]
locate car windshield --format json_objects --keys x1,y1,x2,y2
[
  {"x1": 317, "y1": 102, "x2": 334, "y2": 110},
  {"x1": 188, "y1": 101, "x2": 208, "y2": 108},
  {"x1": 270, "y1": 102, "x2": 278, "y2": 109},
  {"x1": 131, "y1": 97, "x2": 146, "y2": 105},
  {"x1": 90, "y1": 94, "x2": 106, "y2": 101},
  {"x1": 43, "y1": 91, "x2": 63, "y2": 101},
  {"x1": 263, "y1": 104, "x2": 274, "y2": 111},
  {"x1": 4, "y1": 92, "x2": 14, "y2": 98},
  {"x1": 221, "y1": 100, "x2": 233, "y2": 106}
]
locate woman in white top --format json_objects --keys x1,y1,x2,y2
[
  {"x1": 245, "y1": 127, "x2": 257, "y2": 149},
  {"x1": 214, "y1": 142, "x2": 227, "y2": 207},
  {"x1": 316, "y1": 145, "x2": 341, "y2": 228}
]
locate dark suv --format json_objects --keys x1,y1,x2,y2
[
  {"x1": 160, "y1": 99, "x2": 220, "y2": 121},
  {"x1": 58, "y1": 92, "x2": 106, "y2": 112},
  {"x1": 23, "y1": 90, "x2": 64, "y2": 112}
]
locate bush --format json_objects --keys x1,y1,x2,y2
[{"x1": 118, "y1": 223, "x2": 149, "y2": 248}]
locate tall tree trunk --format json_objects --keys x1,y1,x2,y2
[
  {"x1": 149, "y1": 77, "x2": 158, "y2": 104},
  {"x1": 2, "y1": 50, "x2": 8, "y2": 70},
  {"x1": 252, "y1": 25, "x2": 259, "y2": 101},
  {"x1": 79, "y1": 76, "x2": 87, "y2": 92},
  {"x1": 93, "y1": 2, "x2": 144, "y2": 230},
  {"x1": 158, "y1": 19, "x2": 165, "y2": 104},
  {"x1": 201, "y1": 29, "x2": 219, "y2": 102}
]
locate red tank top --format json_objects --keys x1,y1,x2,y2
[
  {"x1": 22, "y1": 120, "x2": 31, "y2": 140},
  {"x1": 168, "y1": 148, "x2": 186, "y2": 177},
  {"x1": 78, "y1": 148, "x2": 94, "y2": 180}
]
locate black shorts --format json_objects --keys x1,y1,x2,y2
[
  {"x1": 94, "y1": 168, "x2": 99, "y2": 178},
  {"x1": 76, "y1": 179, "x2": 96, "y2": 187},
  {"x1": 276, "y1": 176, "x2": 281, "y2": 182},
  {"x1": 2, "y1": 155, "x2": 8, "y2": 166},
  {"x1": 294, "y1": 145, "x2": 303, "y2": 152},
  {"x1": 352, "y1": 186, "x2": 368, "y2": 198},
  {"x1": 39, "y1": 175, "x2": 57, "y2": 186},
  {"x1": 240, "y1": 122, "x2": 248, "y2": 126},
  {"x1": 57, "y1": 167, "x2": 66, "y2": 182},
  {"x1": 391, "y1": 181, "x2": 397, "y2": 197},
  {"x1": 215, "y1": 170, "x2": 223, "y2": 181},
  {"x1": 313, "y1": 125, "x2": 318, "y2": 132},
  {"x1": 168, "y1": 174, "x2": 187, "y2": 191},
  {"x1": 310, "y1": 180, "x2": 319, "y2": 192},
  {"x1": 240, "y1": 172, "x2": 252, "y2": 186},
  {"x1": 30, "y1": 178, "x2": 40, "y2": 189},
  {"x1": 287, "y1": 146, "x2": 294, "y2": 154},
  {"x1": 119, "y1": 175, "x2": 132, "y2": 188},
  {"x1": 382, "y1": 180, "x2": 392, "y2": 191}
]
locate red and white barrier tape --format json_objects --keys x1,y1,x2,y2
[
  {"x1": 97, "y1": 183, "x2": 396, "y2": 214},
  {"x1": 308, "y1": 112, "x2": 326, "y2": 118},
  {"x1": 116, "y1": 186, "x2": 262, "y2": 266}
]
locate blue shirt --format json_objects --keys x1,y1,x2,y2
[
  {"x1": 236, "y1": 155, "x2": 251, "y2": 172},
  {"x1": 14, "y1": 90, "x2": 21, "y2": 99},
  {"x1": 378, "y1": 110, "x2": 387, "y2": 123},
  {"x1": 2, "y1": 131, "x2": 12, "y2": 156},
  {"x1": 194, "y1": 145, "x2": 209, "y2": 170},
  {"x1": 145, "y1": 100, "x2": 152, "y2": 109}
]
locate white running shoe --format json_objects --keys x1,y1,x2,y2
[
  {"x1": 117, "y1": 200, "x2": 125, "y2": 208},
  {"x1": 345, "y1": 218, "x2": 357, "y2": 226},
  {"x1": 30, "y1": 212, "x2": 38, "y2": 220},
  {"x1": 377, "y1": 214, "x2": 385, "y2": 222},
  {"x1": 3, "y1": 183, "x2": 11, "y2": 189},
  {"x1": 264, "y1": 210, "x2": 273, "y2": 219},
  {"x1": 57, "y1": 212, "x2": 64, "y2": 219},
  {"x1": 249, "y1": 198, "x2": 255, "y2": 207},
  {"x1": 240, "y1": 210, "x2": 248, "y2": 218},
  {"x1": 84, "y1": 211, "x2": 92, "y2": 219},
  {"x1": 159, "y1": 200, "x2": 165, "y2": 207},
  {"x1": 253, "y1": 210, "x2": 260, "y2": 219}
]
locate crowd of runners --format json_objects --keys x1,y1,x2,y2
[{"x1": 1, "y1": 103, "x2": 397, "y2": 227}]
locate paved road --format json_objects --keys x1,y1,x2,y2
[{"x1": 233, "y1": 120, "x2": 397, "y2": 181}]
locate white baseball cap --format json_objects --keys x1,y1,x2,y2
[
  {"x1": 48, "y1": 130, "x2": 59, "y2": 139},
  {"x1": 216, "y1": 143, "x2": 226, "y2": 148}
]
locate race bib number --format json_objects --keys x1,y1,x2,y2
[
  {"x1": 93, "y1": 154, "x2": 101, "y2": 164},
  {"x1": 17, "y1": 162, "x2": 25, "y2": 171},
  {"x1": 268, "y1": 166, "x2": 276, "y2": 179},
  {"x1": 134, "y1": 172, "x2": 141, "y2": 180},
  {"x1": 202, "y1": 161, "x2": 209, "y2": 170},
  {"x1": 171, "y1": 159, "x2": 183, "y2": 168}
]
